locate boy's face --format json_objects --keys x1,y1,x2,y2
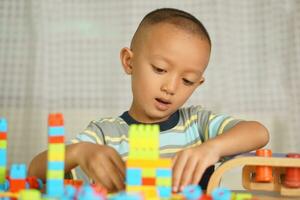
[{"x1": 121, "y1": 23, "x2": 211, "y2": 123}]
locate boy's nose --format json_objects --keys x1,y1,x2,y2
[{"x1": 161, "y1": 77, "x2": 178, "y2": 95}]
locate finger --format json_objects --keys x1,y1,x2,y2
[
  {"x1": 109, "y1": 152, "x2": 126, "y2": 179},
  {"x1": 191, "y1": 162, "x2": 206, "y2": 185},
  {"x1": 172, "y1": 153, "x2": 188, "y2": 193},
  {"x1": 178, "y1": 158, "x2": 198, "y2": 192},
  {"x1": 172, "y1": 154, "x2": 178, "y2": 168},
  {"x1": 101, "y1": 158, "x2": 125, "y2": 191}
]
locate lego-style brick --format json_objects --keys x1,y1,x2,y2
[
  {"x1": 47, "y1": 151, "x2": 65, "y2": 161},
  {"x1": 48, "y1": 144, "x2": 65, "y2": 152},
  {"x1": 156, "y1": 169, "x2": 172, "y2": 177},
  {"x1": 157, "y1": 186, "x2": 172, "y2": 198},
  {"x1": 19, "y1": 189, "x2": 42, "y2": 200},
  {"x1": 47, "y1": 161, "x2": 64, "y2": 170},
  {"x1": 0, "y1": 118, "x2": 7, "y2": 132},
  {"x1": 10, "y1": 179, "x2": 26, "y2": 193},
  {"x1": 48, "y1": 136, "x2": 64, "y2": 143},
  {"x1": 46, "y1": 179, "x2": 64, "y2": 197},
  {"x1": 156, "y1": 177, "x2": 171, "y2": 186},
  {"x1": 47, "y1": 170, "x2": 64, "y2": 179},
  {"x1": 10, "y1": 164, "x2": 26, "y2": 179},
  {"x1": 0, "y1": 140, "x2": 7, "y2": 149},
  {"x1": 48, "y1": 113, "x2": 64, "y2": 126},
  {"x1": 127, "y1": 159, "x2": 172, "y2": 168},
  {"x1": 126, "y1": 168, "x2": 142, "y2": 185},
  {"x1": 142, "y1": 177, "x2": 156, "y2": 185},
  {"x1": 0, "y1": 149, "x2": 7, "y2": 166},
  {"x1": 142, "y1": 168, "x2": 156, "y2": 177},
  {"x1": 126, "y1": 185, "x2": 158, "y2": 197},
  {"x1": 0, "y1": 132, "x2": 7, "y2": 140},
  {"x1": 0, "y1": 166, "x2": 6, "y2": 183},
  {"x1": 48, "y1": 127, "x2": 65, "y2": 136}
]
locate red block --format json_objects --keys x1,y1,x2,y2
[
  {"x1": 48, "y1": 113, "x2": 64, "y2": 126},
  {"x1": 142, "y1": 177, "x2": 156, "y2": 185},
  {"x1": 48, "y1": 136, "x2": 64, "y2": 143},
  {"x1": 284, "y1": 153, "x2": 300, "y2": 188},
  {"x1": 0, "y1": 132, "x2": 7, "y2": 140},
  {"x1": 10, "y1": 179, "x2": 26, "y2": 193}
]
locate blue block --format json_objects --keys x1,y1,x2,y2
[
  {"x1": 0, "y1": 118, "x2": 7, "y2": 132},
  {"x1": 182, "y1": 185, "x2": 202, "y2": 200},
  {"x1": 10, "y1": 164, "x2": 26, "y2": 179},
  {"x1": 158, "y1": 186, "x2": 172, "y2": 198},
  {"x1": 48, "y1": 126, "x2": 64, "y2": 136},
  {"x1": 48, "y1": 161, "x2": 64, "y2": 170},
  {"x1": 47, "y1": 179, "x2": 64, "y2": 197},
  {"x1": 212, "y1": 187, "x2": 231, "y2": 200},
  {"x1": 156, "y1": 169, "x2": 171, "y2": 177},
  {"x1": 0, "y1": 149, "x2": 6, "y2": 166},
  {"x1": 126, "y1": 168, "x2": 142, "y2": 185}
]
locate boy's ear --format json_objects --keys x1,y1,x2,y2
[{"x1": 120, "y1": 47, "x2": 134, "y2": 75}]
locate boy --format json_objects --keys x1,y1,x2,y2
[{"x1": 28, "y1": 8, "x2": 269, "y2": 193}]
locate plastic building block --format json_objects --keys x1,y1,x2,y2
[
  {"x1": 182, "y1": 184, "x2": 202, "y2": 200},
  {"x1": 211, "y1": 187, "x2": 231, "y2": 200},
  {"x1": 46, "y1": 179, "x2": 64, "y2": 197},
  {"x1": 0, "y1": 118, "x2": 7, "y2": 132},
  {"x1": 126, "y1": 168, "x2": 142, "y2": 185},
  {"x1": 255, "y1": 149, "x2": 273, "y2": 182},
  {"x1": 19, "y1": 189, "x2": 41, "y2": 200},
  {"x1": 48, "y1": 113, "x2": 64, "y2": 126},
  {"x1": 10, "y1": 179, "x2": 26, "y2": 193},
  {"x1": 10, "y1": 164, "x2": 26, "y2": 179},
  {"x1": 284, "y1": 153, "x2": 300, "y2": 188}
]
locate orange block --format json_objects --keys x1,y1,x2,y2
[
  {"x1": 142, "y1": 177, "x2": 156, "y2": 185},
  {"x1": 0, "y1": 132, "x2": 7, "y2": 140},
  {"x1": 48, "y1": 136, "x2": 64, "y2": 143},
  {"x1": 255, "y1": 149, "x2": 273, "y2": 182},
  {"x1": 48, "y1": 113, "x2": 64, "y2": 126},
  {"x1": 10, "y1": 179, "x2": 26, "y2": 193}
]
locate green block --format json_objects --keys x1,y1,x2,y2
[
  {"x1": 19, "y1": 189, "x2": 41, "y2": 200},
  {"x1": 47, "y1": 170, "x2": 64, "y2": 179},
  {"x1": 0, "y1": 166, "x2": 6, "y2": 183},
  {"x1": 0, "y1": 140, "x2": 7, "y2": 149},
  {"x1": 156, "y1": 177, "x2": 171, "y2": 186}
]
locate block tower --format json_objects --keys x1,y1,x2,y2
[
  {"x1": 46, "y1": 113, "x2": 65, "y2": 197},
  {"x1": 0, "y1": 118, "x2": 7, "y2": 191},
  {"x1": 126, "y1": 124, "x2": 172, "y2": 199}
]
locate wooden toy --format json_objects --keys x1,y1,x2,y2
[{"x1": 207, "y1": 150, "x2": 300, "y2": 197}]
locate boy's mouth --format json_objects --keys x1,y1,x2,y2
[{"x1": 155, "y1": 98, "x2": 171, "y2": 105}]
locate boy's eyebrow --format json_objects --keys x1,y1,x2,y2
[{"x1": 152, "y1": 55, "x2": 204, "y2": 74}]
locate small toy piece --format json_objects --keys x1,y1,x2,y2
[
  {"x1": 255, "y1": 149, "x2": 272, "y2": 182},
  {"x1": 19, "y1": 189, "x2": 41, "y2": 200},
  {"x1": 211, "y1": 187, "x2": 231, "y2": 200},
  {"x1": 284, "y1": 153, "x2": 300, "y2": 188},
  {"x1": 182, "y1": 184, "x2": 202, "y2": 200}
]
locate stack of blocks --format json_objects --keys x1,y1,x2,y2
[
  {"x1": 9, "y1": 164, "x2": 27, "y2": 193},
  {"x1": 0, "y1": 118, "x2": 7, "y2": 191},
  {"x1": 126, "y1": 124, "x2": 172, "y2": 199},
  {"x1": 46, "y1": 113, "x2": 65, "y2": 197}
]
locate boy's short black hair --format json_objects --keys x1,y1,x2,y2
[{"x1": 131, "y1": 8, "x2": 211, "y2": 48}]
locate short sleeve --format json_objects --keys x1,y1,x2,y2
[
  {"x1": 196, "y1": 106, "x2": 243, "y2": 142},
  {"x1": 70, "y1": 121, "x2": 105, "y2": 145}
]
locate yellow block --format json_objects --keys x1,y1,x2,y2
[
  {"x1": 48, "y1": 151, "x2": 65, "y2": 161},
  {"x1": 47, "y1": 170, "x2": 64, "y2": 179},
  {"x1": 0, "y1": 140, "x2": 7, "y2": 149},
  {"x1": 127, "y1": 185, "x2": 158, "y2": 198},
  {"x1": 127, "y1": 159, "x2": 172, "y2": 168},
  {"x1": 48, "y1": 144, "x2": 65, "y2": 152},
  {"x1": 142, "y1": 168, "x2": 156, "y2": 177},
  {"x1": 156, "y1": 177, "x2": 171, "y2": 186}
]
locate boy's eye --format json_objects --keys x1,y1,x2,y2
[
  {"x1": 152, "y1": 65, "x2": 166, "y2": 73},
  {"x1": 183, "y1": 78, "x2": 195, "y2": 86}
]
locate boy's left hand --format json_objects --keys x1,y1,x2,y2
[{"x1": 172, "y1": 141, "x2": 220, "y2": 193}]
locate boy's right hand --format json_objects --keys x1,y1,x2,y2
[{"x1": 75, "y1": 142, "x2": 125, "y2": 192}]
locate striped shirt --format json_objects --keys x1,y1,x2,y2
[{"x1": 69, "y1": 105, "x2": 242, "y2": 182}]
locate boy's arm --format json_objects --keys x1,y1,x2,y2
[
  {"x1": 172, "y1": 121, "x2": 269, "y2": 192},
  {"x1": 28, "y1": 143, "x2": 82, "y2": 181}
]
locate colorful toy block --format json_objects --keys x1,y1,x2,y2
[{"x1": 0, "y1": 118, "x2": 7, "y2": 191}]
